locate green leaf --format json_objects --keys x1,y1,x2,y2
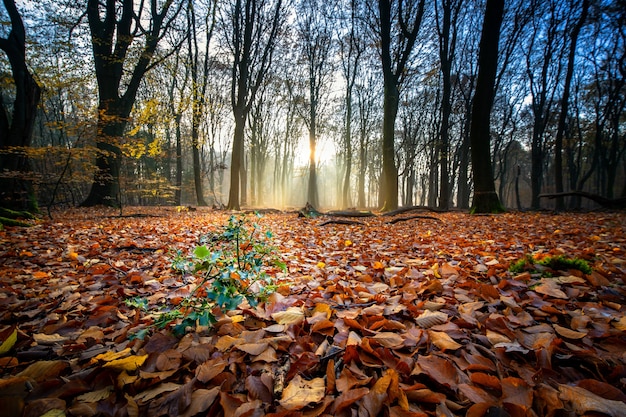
[
  {"x1": 194, "y1": 245, "x2": 211, "y2": 259},
  {"x1": 0, "y1": 327, "x2": 17, "y2": 355}
]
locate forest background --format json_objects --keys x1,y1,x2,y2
[{"x1": 0, "y1": 0, "x2": 624, "y2": 214}]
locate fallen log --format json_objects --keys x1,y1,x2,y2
[
  {"x1": 539, "y1": 191, "x2": 626, "y2": 209},
  {"x1": 387, "y1": 215, "x2": 442, "y2": 224},
  {"x1": 383, "y1": 205, "x2": 444, "y2": 217},
  {"x1": 319, "y1": 219, "x2": 365, "y2": 226},
  {"x1": 326, "y1": 210, "x2": 376, "y2": 217}
]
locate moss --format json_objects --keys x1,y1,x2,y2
[
  {"x1": 509, "y1": 254, "x2": 592, "y2": 275},
  {"x1": 537, "y1": 255, "x2": 592, "y2": 275}
]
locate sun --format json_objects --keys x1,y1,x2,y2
[{"x1": 294, "y1": 135, "x2": 336, "y2": 167}]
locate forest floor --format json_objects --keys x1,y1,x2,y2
[{"x1": 0, "y1": 207, "x2": 625, "y2": 417}]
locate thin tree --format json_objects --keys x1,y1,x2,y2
[
  {"x1": 553, "y1": 0, "x2": 589, "y2": 210},
  {"x1": 338, "y1": 0, "x2": 365, "y2": 209},
  {"x1": 225, "y1": 0, "x2": 284, "y2": 210},
  {"x1": 470, "y1": 0, "x2": 505, "y2": 213},
  {"x1": 0, "y1": 0, "x2": 41, "y2": 212},
  {"x1": 187, "y1": 0, "x2": 218, "y2": 206},
  {"x1": 294, "y1": 0, "x2": 335, "y2": 208},
  {"x1": 435, "y1": 0, "x2": 461, "y2": 210},
  {"x1": 374, "y1": 0, "x2": 426, "y2": 211}
]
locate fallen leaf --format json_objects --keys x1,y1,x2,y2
[
  {"x1": 103, "y1": 354, "x2": 148, "y2": 372},
  {"x1": 0, "y1": 326, "x2": 17, "y2": 355},
  {"x1": 559, "y1": 384, "x2": 626, "y2": 417},
  {"x1": 553, "y1": 324, "x2": 587, "y2": 340},
  {"x1": 279, "y1": 375, "x2": 325, "y2": 410},
  {"x1": 428, "y1": 330, "x2": 463, "y2": 351},
  {"x1": 272, "y1": 307, "x2": 305, "y2": 325}
]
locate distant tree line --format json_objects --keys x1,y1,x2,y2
[{"x1": 1, "y1": 0, "x2": 624, "y2": 213}]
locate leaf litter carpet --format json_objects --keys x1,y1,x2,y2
[{"x1": 0, "y1": 208, "x2": 625, "y2": 417}]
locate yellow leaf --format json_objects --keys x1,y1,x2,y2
[
  {"x1": 431, "y1": 263, "x2": 441, "y2": 278},
  {"x1": 344, "y1": 240, "x2": 352, "y2": 247},
  {"x1": 428, "y1": 330, "x2": 462, "y2": 351},
  {"x1": 373, "y1": 261, "x2": 385, "y2": 270},
  {"x1": 316, "y1": 261, "x2": 326, "y2": 269},
  {"x1": 103, "y1": 354, "x2": 148, "y2": 372},
  {"x1": 90, "y1": 348, "x2": 132, "y2": 365},
  {"x1": 272, "y1": 307, "x2": 305, "y2": 325},
  {"x1": 613, "y1": 316, "x2": 626, "y2": 331},
  {"x1": 0, "y1": 328, "x2": 17, "y2": 355},
  {"x1": 279, "y1": 375, "x2": 325, "y2": 410},
  {"x1": 312, "y1": 303, "x2": 332, "y2": 319},
  {"x1": 230, "y1": 315, "x2": 245, "y2": 323}
]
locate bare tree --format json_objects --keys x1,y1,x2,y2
[
  {"x1": 292, "y1": 0, "x2": 336, "y2": 208},
  {"x1": 223, "y1": 0, "x2": 285, "y2": 210},
  {"x1": 0, "y1": 0, "x2": 41, "y2": 211},
  {"x1": 372, "y1": 0, "x2": 425, "y2": 211},
  {"x1": 338, "y1": 0, "x2": 365, "y2": 208},
  {"x1": 553, "y1": 0, "x2": 590, "y2": 210},
  {"x1": 470, "y1": 0, "x2": 504, "y2": 213}
]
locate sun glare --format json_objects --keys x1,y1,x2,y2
[{"x1": 294, "y1": 136, "x2": 335, "y2": 167}]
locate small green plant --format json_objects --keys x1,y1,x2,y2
[
  {"x1": 509, "y1": 255, "x2": 534, "y2": 273},
  {"x1": 537, "y1": 255, "x2": 592, "y2": 275},
  {"x1": 127, "y1": 214, "x2": 286, "y2": 338},
  {"x1": 509, "y1": 254, "x2": 592, "y2": 275}
]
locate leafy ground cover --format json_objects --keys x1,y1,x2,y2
[{"x1": 0, "y1": 207, "x2": 625, "y2": 417}]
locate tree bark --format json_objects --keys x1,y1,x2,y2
[
  {"x1": 470, "y1": 0, "x2": 504, "y2": 213},
  {"x1": 0, "y1": 0, "x2": 41, "y2": 212},
  {"x1": 376, "y1": 0, "x2": 425, "y2": 212}
]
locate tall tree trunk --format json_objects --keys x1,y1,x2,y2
[
  {"x1": 307, "y1": 114, "x2": 319, "y2": 207},
  {"x1": 376, "y1": 0, "x2": 425, "y2": 211},
  {"x1": 0, "y1": 0, "x2": 41, "y2": 212},
  {"x1": 380, "y1": 77, "x2": 399, "y2": 210},
  {"x1": 175, "y1": 116, "x2": 182, "y2": 205},
  {"x1": 342, "y1": 93, "x2": 353, "y2": 209},
  {"x1": 470, "y1": 0, "x2": 504, "y2": 213},
  {"x1": 554, "y1": 0, "x2": 589, "y2": 210},
  {"x1": 228, "y1": 110, "x2": 246, "y2": 209}
]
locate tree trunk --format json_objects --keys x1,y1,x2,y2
[
  {"x1": 554, "y1": 0, "x2": 589, "y2": 210},
  {"x1": 82, "y1": 0, "x2": 180, "y2": 207},
  {"x1": 227, "y1": 110, "x2": 245, "y2": 210},
  {"x1": 342, "y1": 92, "x2": 353, "y2": 209},
  {"x1": 0, "y1": 0, "x2": 41, "y2": 212},
  {"x1": 470, "y1": 0, "x2": 504, "y2": 213},
  {"x1": 175, "y1": 115, "x2": 182, "y2": 205},
  {"x1": 379, "y1": 77, "x2": 399, "y2": 211}
]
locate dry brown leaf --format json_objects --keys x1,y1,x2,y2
[
  {"x1": 553, "y1": 324, "x2": 587, "y2": 340},
  {"x1": 371, "y1": 332, "x2": 404, "y2": 348},
  {"x1": 414, "y1": 310, "x2": 448, "y2": 328},
  {"x1": 279, "y1": 375, "x2": 325, "y2": 410},
  {"x1": 196, "y1": 357, "x2": 227, "y2": 383},
  {"x1": 179, "y1": 387, "x2": 220, "y2": 417},
  {"x1": 559, "y1": 384, "x2": 626, "y2": 417},
  {"x1": 534, "y1": 279, "x2": 568, "y2": 299},
  {"x1": 428, "y1": 330, "x2": 463, "y2": 351},
  {"x1": 272, "y1": 307, "x2": 305, "y2": 325}
]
